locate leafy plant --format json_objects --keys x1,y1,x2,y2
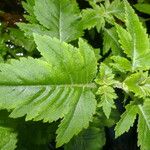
[{"x1": 0, "y1": 0, "x2": 150, "y2": 149}]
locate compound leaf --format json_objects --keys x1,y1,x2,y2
[
  {"x1": 95, "y1": 63, "x2": 117, "y2": 118},
  {"x1": 0, "y1": 35, "x2": 97, "y2": 147},
  {"x1": 97, "y1": 85, "x2": 117, "y2": 118}
]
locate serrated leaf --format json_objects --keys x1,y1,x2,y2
[
  {"x1": 97, "y1": 85, "x2": 117, "y2": 118},
  {"x1": 95, "y1": 63, "x2": 117, "y2": 118},
  {"x1": 115, "y1": 24, "x2": 132, "y2": 58},
  {"x1": 56, "y1": 90, "x2": 96, "y2": 147},
  {"x1": 64, "y1": 127, "x2": 105, "y2": 150},
  {"x1": 137, "y1": 99, "x2": 150, "y2": 150},
  {"x1": 82, "y1": 0, "x2": 124, "y2": 31},
  {"x1": 105, "y1": 0, "x2": 125, "y2": 21},
  {"x1": 81, "y1": 7, "x2": 105, "y2": 31},
  {"x1": 110, "y1": 56, "x2": 131, "y2": 73},
  {"x1": 17, "y1": 23, "x2": 52, "y2": 38},
  {"x1": 116, "y1": 1, "x2": 150, "y2": 71},
  {"x1": 22, "y1": 0, "x2": 37, "y2": 23},
  {"x1": 0, "y1": 35, "x2": 97, "y2": 147},
  {"x1": 95, "y1": 63, "x2": 115, "y2": 86},
  {"x1": 103, "y1": 28, "x2": 122, "y2": 55},
  {"x1": 124, "y1": 72, "x2": 150, "y2": 98},
  {"x1": 33, "y1": 0, "x2": 83, "y2": 42},
  {"x1": 115, "y1": 102, "x2": 138, "y2": 138}
]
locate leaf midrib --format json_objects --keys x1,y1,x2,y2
[{"x1": 0, "y1": 83, "x2": 97, "y2": 89}]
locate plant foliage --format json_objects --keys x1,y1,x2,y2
[{"x1": 0, "y1": 0, "x2": 150, "y2": 149}]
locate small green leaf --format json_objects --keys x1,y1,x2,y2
[
  {"x1": 97, "y1": 85, "x2": 117, "y2": 118},
  {"x1": 95, "y1": 63, "x2": 117, "y2": 118},
  {"x1": 110, "y1": 56, "x2": 131, "y2": 73},
  {"x1": 82, "y1": 0, "x2": 124, "y2": 31},
  {"x1": 124, "y1": 72, "x2": 150, "y2": 98},
  {"x1": 115, "y1": 102, "x2": 138, "y2": 138},
  {"x1": 95, "y1": 63, "x2": 116, "y2": 86}
]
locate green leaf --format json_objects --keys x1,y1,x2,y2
[
  {"x1": 8, "y1": 28, "x2": 36, "y2": 52},
  {"x1": 82, "y1": 0, "x2": 124, "y2": 31},
  {"x1": 81, "y1": 6, "x2": 105, "y2": 31},
  {"x1": 22, "y1": 0, "x2": 37, "y2": 23},
  {"x1": 115, "y1": 99, "x2": 150, "y2": 149},
  {"x1": 64, "y1": 127, "x2": 105, "y2": 150},
  {"x1": 0, "y1": 126, "x2": 17, "y2": 150},
  {"x1": 33, "y1": 0, "x2": 83, "y2": 42},
  {"x1": 0, "y1": 35, "x2": 97, "y2": 147},
  {"x1": 138, "y1": 99, "x2": 150, "y2": 150},
  {"x1": 115, "y1": 102, "x2": 138, "y2": 138},
  {"x1": 103, "y1": 28, "x2": 122, "y2": 55},
  {"x1": 17, "y1": 23, "x2": 52, "y2": 38},
  {"x1": 56, "y1": 90, "x2": 96, "y2": 147},
  {"x1": 96, "y1": 85, "x2": 117, "y2": 118},
  {"x1": 95, "y1": 63, "x2": 116, "y2": 86},
  {"x1": 116, "y1": 0, "x2": 150, "y2": 71},
  {"x1": 95, "y1": 63, "x2": 117, "y2": 118},
  {"x1": 110, "y1": 56, "x2": 131, "y2": 73},
  {"x1": 124, "y1": 72, "x2": 150, "y2": 98},
  {"x1": 115, "y1": 24, "x2": 132, "y2": 58},
  {"x1": 134, "y1": 4, "x2": 150, "y2": 15}
]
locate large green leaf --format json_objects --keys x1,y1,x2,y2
[
  {"x1": 116, "y1": 0, "x2": 150, "y2": 71},
  {"x1": 0, "y1": 35, "x2": 97, "y2": 147}
]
